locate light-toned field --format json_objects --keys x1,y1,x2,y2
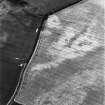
[{"x1": 15, "y1": 0, "x2": 105, "y2": 105}]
